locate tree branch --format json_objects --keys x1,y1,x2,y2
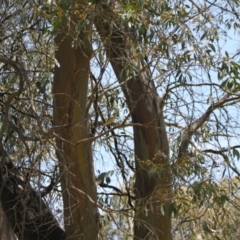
[
  {"x1": 0, "y1": 140, "x2": 66, "y2": 240},
  {"x1": 178, "y1": 93, "x2": 240, "y2": 162},
  {"x1": 0, "y1": 57, "x2": 39, "y2": 142}
]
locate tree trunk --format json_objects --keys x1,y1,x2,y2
[
  {"x1": 0, "y1": 202, "x2": 16, "y2": 240},
  {"x1": 53, "y1": 17, "x2": 98, "y2": 240},
  {"x1": 0, "y1": 145, "x2": 65, "y2": 240},
  {"x1": 94, "y1": 3, "x2": 172, "y2": 240}
]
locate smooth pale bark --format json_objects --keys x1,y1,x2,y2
[
  {"x1": 53, "y1": 20, "x2": 98, "y2": 240},
  {"x1": 94, "y1": 4, "x2": 172, "y2": 240}
]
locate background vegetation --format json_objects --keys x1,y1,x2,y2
[{"x1": 1, "y1": 0, "x2": 240, "y2": 239}]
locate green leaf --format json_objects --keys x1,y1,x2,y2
[
  {"x1": 208, "y1": 43, "x2": 216, "y2": 52},
  {"x1": 96, "y1": 172, "x2": 108, "y2": 182},
  {"x1": 233, "y1": 148, "x2": 240, "y2": 160},
  {"x1": 200, "y1": 31, "x2": 207, "y2": 40}
]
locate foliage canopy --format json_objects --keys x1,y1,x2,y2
[{"x1": 1, "y1": 0, "x2": 240, "y2": 239}]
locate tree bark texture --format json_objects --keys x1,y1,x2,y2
[
  {"x1": 53, "y1": 18, "x2": 98, "y2": 240},
  {"x1": 95, "y1": 3, "x2": 172, "y2": 240}
]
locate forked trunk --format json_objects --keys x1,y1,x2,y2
[{"x1": 53, "y1": 19, "x2": 98, "y2": 240}]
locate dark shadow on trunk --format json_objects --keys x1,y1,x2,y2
[
  {"x1": 0, "y1": 143, "x2": 66, "y2": 240},
  {"x1": 0, "y1": 201, "x2": 17, "y2": 240}
]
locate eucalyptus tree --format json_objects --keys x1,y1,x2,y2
[
  {"x1": 1, "y1": 0, "x2": 240, "y2": 240},
  {"x1": 0, "y1": 1, "x2": 64, "y2": 239},
  {"x1": 93, "y1": 1, "x2": 240, "y2": 239}
]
